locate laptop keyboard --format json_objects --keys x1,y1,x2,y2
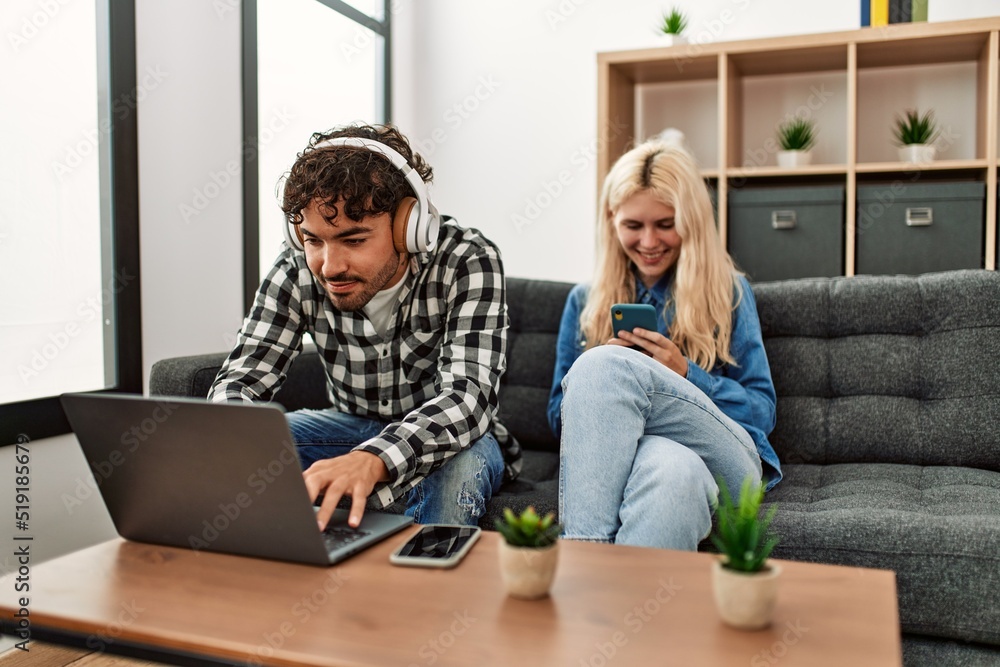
[{"x1": 323, "y1": 526, "x2": 371, "y2": 552}]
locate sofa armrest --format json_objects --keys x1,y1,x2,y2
[
  {"x1": 149, "y1": 345, "x2": 331, "y2": 412},
  {"x1": 149, "y1": 352, "x2": 230, "y2": 399}
]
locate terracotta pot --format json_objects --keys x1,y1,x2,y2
[
  {"x1": 777, "y1": 149, "x2": 812, "y2": 168},
  {"x1": 711, "y1": 559, "x2": 781, "y2": 630},
  {"x1": 898, "y1": 144, "x2": 936, "y2": 163},
  {"x1": 498, "y1": 541, "x2": 559, "y2": 599}
]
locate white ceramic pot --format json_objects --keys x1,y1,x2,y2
[
  {"x1": 498, "y1": 541, "x2": 559, "y2": 600},
  {"x1": 898, "y1": 144, "x2": 936, "y2": 163},
  {"x1": 711, "y1": 560, "x2": 782, "y2": 630},
  {"x1": 776, "y1": 150, "x2": 812, "y2": 168},
  {"x1": 660, "y1": 34, "x2": 688, "y2": 47}
]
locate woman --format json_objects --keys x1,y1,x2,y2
[{"x1": 547, "y1": 139, "x2": 781, "y2": 550}]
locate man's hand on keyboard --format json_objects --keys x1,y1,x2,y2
[{"x1": 303, "y1": 451, "x2": 390, "y2": 530}]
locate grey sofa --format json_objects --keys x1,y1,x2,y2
[{"x1": 150, "y1": 270, "x2": 1000, "y2": 666}]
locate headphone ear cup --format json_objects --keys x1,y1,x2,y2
[
  {"x1": 393, "y1": 197, "x2": 417, "y2": 254},
  {"x1": 283, "y1": 215, "x2": 305, "y2": 252}
]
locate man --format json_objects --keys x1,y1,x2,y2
[{"x1": 209, "y1": 123, "x2": 520, "y2": 530}]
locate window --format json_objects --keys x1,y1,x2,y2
[
  {"x1": 242, "y1": 0, "x2": 390, "y2": 307},
  {"x1": 0, "y1": 0, "x2": 141, "y2": 445}
]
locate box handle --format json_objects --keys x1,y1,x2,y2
[
  {"x1": 771, "y1": 210, "x2": 797, "y2": 230},
  {"x1": 905, "y1": 207, "x2": 933, "y2": 227}
]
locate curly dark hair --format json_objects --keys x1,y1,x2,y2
[{"x1": 280, "y1": 123, "x2": 434, "y2": 226}]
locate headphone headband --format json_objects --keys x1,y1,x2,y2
[{"x1": 282, "y1": 135, "x2": 439, "y2": 254}]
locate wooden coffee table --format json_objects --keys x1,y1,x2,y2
[{"x1": 0, "y1": 530, "x2": 901, "y2": 666}]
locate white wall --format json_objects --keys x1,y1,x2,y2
[
  {"x1": 391, "y1": 0, "x2": 1000, "y2": 284},
  {"x1": 136, "y1": 0, "x2": 245, "y2": 391}
]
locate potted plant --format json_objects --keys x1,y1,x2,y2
[
  {"x1": 893, "y1": 109, "x2": 939, "y2": 163},
  {"x1": 657, "y1": 7, "x2": 688, "y2": 46},
  {"x1": 775, "y1": 117, "x2": 817, "y2": 168},
  {"x1": 710, "y1": 477, "x2": 781, "y2": 630},
  {"x1": 495, "y1": 506, "x2": 561, "y2": 600}
]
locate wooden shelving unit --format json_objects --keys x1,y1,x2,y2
[{"x1": 598, "y1": 17, "x2": 1000, "y2": 274}]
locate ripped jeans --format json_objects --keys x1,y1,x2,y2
[{"x1": 286, "y1": 409, "x2": 505, "y2": 526}]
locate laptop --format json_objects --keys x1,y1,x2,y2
[{"x1": 60, "y1": 392, "x2": 414, "y2": 566}]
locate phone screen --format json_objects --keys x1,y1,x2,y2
[{"x1": 394, "y1": 526, "x2": 479, "y2": 559}]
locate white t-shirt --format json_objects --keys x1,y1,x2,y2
[{"x1": 362, "y1": 272, "x2": 409, "y2": 338}]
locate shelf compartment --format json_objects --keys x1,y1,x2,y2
[
  {"x1": 729, "y1": 44, "x2": 848, "y2": 77},
  {"x1": 735, "y1": 69, "x2": 848, "y2": 169},
  {"x1": 857, "y1": 62, "x2": 981, "y2": 163},
  {"x1": 637, "y1": 79, "x2": 719, "y2": 170},
  {"x1": 602, "y1": 52, "x2": 718, "y2": 85},
  {"x1": 855, "y1": 31, "x2": 990, "y2": 69}
]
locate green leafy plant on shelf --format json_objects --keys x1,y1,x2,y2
[
  {"x1": 710, "y1": 476, "x2": 779, "y2": 573},
  {"x1": 892, "y1": 109, "x2": 939, "y2": 146},
  {"x1": 495, "y1": 506, "x2": 561, "y2": 548},
  {"x1": 776, "y1": 117, "x2": 817, "y2": 151},
  {"x1": 658, "y1": 7, "x2": 688, "y2": 35}
]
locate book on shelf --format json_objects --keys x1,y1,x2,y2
[
  {"x1": 889, "y1": 0, "x2": 912, "y2": 23},
  {"x1": 871, "y1": 0, "x2": 889, "y2": 26}
]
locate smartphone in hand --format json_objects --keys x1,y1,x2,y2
[
  {"x1": 611, "y1": 304, "x2": 658, "y2": 342},
  {"x1": 389, "y1": 525, "x2": 481, "y2": 569}
]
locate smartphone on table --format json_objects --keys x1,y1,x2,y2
[
  {"x1": 611, "y1": 304, "x2": 658, "y2": 344},
  {"x1": 389, "y1": 525, "x2": 481, "y2": 569}
]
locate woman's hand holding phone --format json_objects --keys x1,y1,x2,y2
[
  {"x1": 610, "y1": 329, "x2": 688, "y2": 377},
  {"x1": 609, "y1": 304, "x2": 687, "y2": 377}
]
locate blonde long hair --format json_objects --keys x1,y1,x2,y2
[{"x1": 580, "y1": 141, "x2": 742, "y2": 371}]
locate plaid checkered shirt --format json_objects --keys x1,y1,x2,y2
[{"x1": 208, "y1": 219, "x2": 522, "y2": 508}]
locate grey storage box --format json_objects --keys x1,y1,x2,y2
[
  {"x1": 728, "y1": 185, "x2": 845, "y2": 282},
  {"x1": 856, "y1": 182, "x2": 984, "y2": 275}
]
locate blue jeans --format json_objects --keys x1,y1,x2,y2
[
  {"x1": 559, "y1": 346, "x2": 762, "y2": 550},
  {"x1": 286, "y1": 409, "x2": 504, "y2": 525}
]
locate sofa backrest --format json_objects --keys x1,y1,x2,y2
[
  {"x1": 499, "y1": 278, "x2": 572, "y2": 452},
  {"x1": 154, "y1": 272, "x2": 998, "y2": 471},
  {"x1": 150, "y1": 349, "x2": 334, "y2": 412},
  {"x1": 753, "y1": 269, "x2": 1000, "y2": 471}
]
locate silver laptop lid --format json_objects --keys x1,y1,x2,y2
[{"x1": 61, "y1": 393, "x2": 343, "y2": 565}]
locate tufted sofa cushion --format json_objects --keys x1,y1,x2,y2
[
  {"x1": 150, "y1": 349, "x2": 332, "y2": 412},
  {"x1": 766, "y1": 463, "x2": 1000, "y2": 645},
  {"x1": 753, "y1": 270, "x2": 1000, "y2": 471},
  {"x1": 751, "y1": 270, "x2": 1000, "y2": 646},
  {"x1": 495, "y1": 278, "x2": 572, "y2": 453},
  {"x1": 478, "y1": 278, "x2": 571, "y2": 525}
]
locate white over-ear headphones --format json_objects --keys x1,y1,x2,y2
[{"x1": 282, "y1": 136, "x2": 440, "y2": 254}]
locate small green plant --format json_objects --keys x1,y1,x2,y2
[
  {"x1": 658, "y1": 7, "x2": 688, "y2": 35},
  {"x1": 893, "y1": 109, "x2": 939, "y2": 146},
  {"x1": 776, "y1": 117, "x2": 817, "y2": 151},
  {"x1": 495, "y1": 506, "x2": 561, "y2": 548},
  {"x1": 710, "y1": 476, "x2": 779, "y2": 573}
]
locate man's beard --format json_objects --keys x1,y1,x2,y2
[{"x1": 324, "y1": 253, "x2": 401, "y2": 312}]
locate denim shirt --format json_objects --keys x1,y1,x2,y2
[{"x1": 546, "y1": 272, "x2": 782, "y2": 490}]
